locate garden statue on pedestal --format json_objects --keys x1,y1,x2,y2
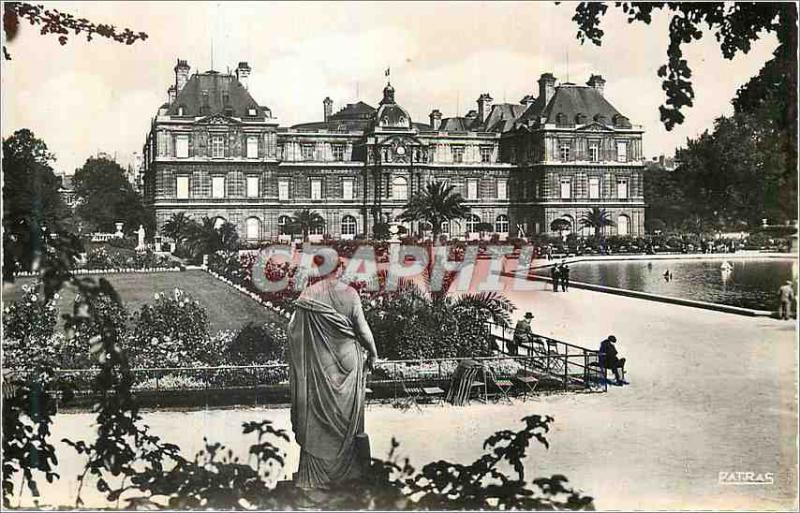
[
  {"x1": 287, "y1": 250, "x2": 378, "y2": 498},
  {"x1": 114, "y1": 222, "x2": 124, "y2": 239},
  {"x1": 136, "y1": 224, "x2": 146, "y2": 251}
]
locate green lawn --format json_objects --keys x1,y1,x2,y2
[{"x1": 4, "y1": 270, "x2": 285, "y2": 333}]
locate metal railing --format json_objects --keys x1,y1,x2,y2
[{"x1": 485, "y1": 322, "x2": 607, "y2": 392}]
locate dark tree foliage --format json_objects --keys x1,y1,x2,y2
[
  {"x1": 2, "y1": 2, "x2": 148, "y2": 60},
  {"x1": 570, "y1": 2, "x2": 796, "y2": 130},
  {"x1": 73, "y1": 157, "x2": 149, "y2": 234},
  {"x1": 2, "y1": 129, "x2": 80, "y2": 284}
]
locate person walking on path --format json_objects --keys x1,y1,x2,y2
[
  {"x1": 511, "y1": 312, "x2": 534, "y2": 356},
  {"x1": 551, "y1": 265, "x2": 560, "y2": 292},
  {"x1": 560, "y1": 263, "x2": 570, "y2": 292},
  {"x1": 599, "y1": 335, "x2": 627, "y2": 385},
  {"x1": 779, "y1": 280, "x2": 795, "y2": 320}
]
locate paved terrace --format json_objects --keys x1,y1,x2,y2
[{"x1": 20, "y1": 284, "x2": 797, "y2": 510}]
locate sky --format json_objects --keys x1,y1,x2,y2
[{"x1": 1, "y1": 1, "x2": 780, "y2": 174}]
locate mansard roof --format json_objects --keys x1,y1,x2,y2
[
  {"x1": 517, "y1": 84, "x2": 631, "y2": 128},
  {"x1": 167, "y1": 72, "x2": 267, "y2": 118},
  {"x1": 483, "y1": 103, "x2": 528, "y2": 133}
]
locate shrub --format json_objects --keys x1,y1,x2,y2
[
  {"x1": 223, "y1": 321, "x2": 287, "y2": 365},
  {"x1": 2, "y1": 284, "x2": 58, "y2": 343},
  {"x1": 127, "y1": 289, "x2": 214, "y2": 367}
]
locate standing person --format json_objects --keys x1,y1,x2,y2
[
  {"x1": 560, "y1": 263, "x2": 570, "y2": 292},
  {"x1": 551, "y1": 264, "x2": 560, "y2": 292},
  {"x1": 779, "y1": 280, "x2": 795, "y2": 320},
  {"x1": 599, "y1": 335, "x2": 627, "y2": 385},
  {"x1": 288, "y1": 253, "x2": 379, "y2": 490},
  {"x1": 512, "y1": 312, "x2": 534, "y2": 356}
]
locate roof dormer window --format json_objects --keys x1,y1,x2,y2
[
  {"x1": 248, "y1": 107, "x2": 257, "y2": 116},
  {"x1": 575, "y1": 113, "x2": 587, "y2": 125},
  {"x1": 177, "y1": 105, "x2": 186, "y2": 116},
  {"x1": 555, "y1": 113, "x2": 569, "y2": 127}
]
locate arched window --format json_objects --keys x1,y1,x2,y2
[
  {"x1": 278, "y1": 215, "x2": 291, "y2": 235},
  {"x1": 392, "y1": 176, "x2": 408, "y2": 200},
  {"x1": 213, "y1": 216, "x2": 227, "y2": 230},
  {"x1": 617, "y1": 214, "x2": 630, "y2": 236},
  {"x1": 341, "y1": 215, "x2": 357, "y2": 236},
  {"x1": 495, "y1": 214, "x2": 509, "y2": 233},
  {"x1": 310, "y1": 220, "x2": 326, "y2": 236},
  {"x1": 575, "y1": 113, "x2": 587, "y2": 125},
  {"x1": 466, "y1": 214, "x2": 481, "y2": 233},
  {"x1": 245, "y1": 217, "x2": 260, "y2": 241}
]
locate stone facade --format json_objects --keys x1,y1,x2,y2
[{"x1": 143, "y1": 60, "x2": 645, "y2": 242}]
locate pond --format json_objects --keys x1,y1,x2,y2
[{"x1": 547, "y1": 258, "x2": 797, "y2": 311}]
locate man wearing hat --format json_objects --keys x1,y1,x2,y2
[
  {"x1": 599, "y1": 335, "x2": 627, "y2": 385},
  {"x1": 779, "y1": 280, "x2": 795, "y2": 320},
  {"x1": 511, "y1": 312, "x2": 534, "y2": 356}
]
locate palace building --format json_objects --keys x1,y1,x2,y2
[{"x1": 142, "y1": 59, "x2": 645, "y2": 242}]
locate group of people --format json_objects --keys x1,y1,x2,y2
[
  {"x1": 550, "y1": 262, "x2": 571, "y2": 292},
  {"x1": 512, "y1": 312, "x2": 628, "y2": 386}
]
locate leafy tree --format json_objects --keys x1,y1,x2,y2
[
  {"x1": 289, "y1": 209, "x2": 326, "y2": 241},
  {"x1": 570, "y1": 2, "x2": 797, "y2": 130},
  {"x1": 550, "y1": 218, "x2": 571, "y2": 238},
  {"x1": 73, "y1": 156, "x2": 148, "y2": 234},
  {"x1": 2, "y1": 2, "x2": 148, "y2": 60},
  {"x1": 397, "y1": 181, "x2": 470, "y2": 241},
  {"x1": 475, "y1": 221, "x2": 494, "y2": 238},
  {"x1": 643, "y1": 163, "x2": 687, "y2": 231},
  {"x1": 183, "y1": 217, "x2": 239, "y2": 260},
  {"x1": 160, "y1": 212, "x2": 191, "y2": 243},
  {"x1": 2, "y1": 129, "x2": 79, "y2": 282},
  {"x1": 579, "y1": 207, "x2": 615, "y2": 237},
  {"x1": 372, "y1": 222, "x2": 391, "y2": 241}
]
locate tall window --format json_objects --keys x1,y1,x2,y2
[
  {"x1": 278, "y1": 215, "x2": 291, "y2": 235},
  {"x1": 617, "y1": 178, "x2": 628, "y2": 199},
  {"x1": 392, "y1": 176, "x2": 408, "y2": 200},
  {"x1": 560, "y1": 178, "x2": 571, "y2": 199},
  {"x1": 480, "y1": 147, "x2": 492, "y2": 163},
  {"x1": 441, "y1": 221, "x2": 450, "y2": 234},
  {"x1": 176, "y1": 135, "x2": 189, "y2": 158},
  {"x1": 211, "y1": 135, "x2": 225, "y2": 158},
  {"x1": 497, "y1": 179, "x2": 507, "y2": 200},
  {"x1": 278, "y1": 179, "x2": 289, "y2": 200},
  {"x1": 589, "y1": 143, "x2": 599, "y2": 162},
  {"x1": 466, "y1": 214, "x2": 481, "y2": 233},
  {"x1": 310, "y1": 179, "x2": 322, "y2": 200},
  {"x1": 559, "y1": 144, "x2": 570, "y2": 162},
  {"x1": 341, "y1": 215, "x2": 357, "y2": 236},
  {"x1": 332, "y1": 144, "x2": 345, "y2": 161},
  {"x1": 589, "y1": 177, "x2": 600, "y2": 199},
  {"x1": 452, "y1": 146, "x2": 464, "y2": 163},
  {"x1": 467, "y1": 179, "x2": 478, "y2": 200},
  {"x1": 245, "y1": 217, "x2": 260, "y2": 241},
  {"x1": 246, "y1": 136, "x2": 258, "y2": 159},
  {"x1": 246, "y1": 176, "x2": 259, "y2": 198},
  {"x1": 301, "y1": 144, "x2": 314, "y2": 161},
  {"x1": 212, "y1": 176, "x2": 226, "y2": 198},
  {"x1": 495, "y1": 214, "x2": 509, "y2": 233},
  {"x1": 176, "y1": 176, "x2": 189, "y2": 199},
  {"x1": 616, "y1": 141, "x2": 628, "y2": 162},
  {"x1": 342, "y1": 178, "x2": 354, "y2": 200},
  {"x1": 617, "y1": 215, "x2": 630, "y2": 236}
]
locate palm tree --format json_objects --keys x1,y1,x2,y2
[
  {"x1": 579, "y1": 207, "x2": 615, "y2": 237},
  {"x1": 290, "y1": 209, "x2": 326, "y2": 241},
  {"x1": 160, "y1": 212, "x2": 191, "y2": 243},
  {"x1": 396, "y1": 181, "x2": 470, "y2": 241},
  {"x1": 184, "y1": 216, "x2": 240, "y2": 260},
  {"x1": 550, "y1": 218, "x2": 572, "y2": 239}
]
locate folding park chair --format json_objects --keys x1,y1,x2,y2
[
  {"x1": 511, "y1": 368, "x2": 539, "y2": 401},
  {"x1": 398, "y1": 372, "x2": 423, "y2": 412},
  {"x1": 420, "y1": 385, "x2": 445, "y2": 405},
  {"x1": 486, "y1": 368, "x2": 513, "y2": 404}
]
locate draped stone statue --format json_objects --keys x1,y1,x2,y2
[{"x1": 288, "y1": 261, "x2": 379, "y2": 489}]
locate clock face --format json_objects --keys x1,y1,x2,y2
[{"x1": 396, "y1": 145, "x2": 406, "y2": 155}]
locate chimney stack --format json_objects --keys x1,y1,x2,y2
[
  {"x1": 236, "y1": 62, "x2": 252, "y2": 90},
  {"x1": 477, "y1": 93, "x2": 493, "y2": 123},
  {"x1": 323, "y1": 97, "x2": 333, "y2": 122},
  {"x1": 537, "y1": 73, "x2": 557, "y2": 107},
  {"x1": 168, "y1": 85, "x2": 177, "y2": 104},
  {"x1": 430, "y1": 109, "x2": 442, "y2": 130},
  {"x1": 520, "y1": 94, "x2": 536, "y2": 107},
  {"x1": 174, "y1": 59, "x2": 190, "y2": 92},
  {"x1": 587, "y1": 74, "x2": 606, "y2": 96}
]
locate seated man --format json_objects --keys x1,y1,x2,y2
[
  {"x1": 599, "y1": 335, "x2": 627, "y2": 385},
  {"x1": 511, "y1": 312, "x2": 534, "y2": 356}
]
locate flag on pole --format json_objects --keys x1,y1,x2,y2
[{"x1": 385, "y1": 67, "x2": 390, "y2": 77}]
